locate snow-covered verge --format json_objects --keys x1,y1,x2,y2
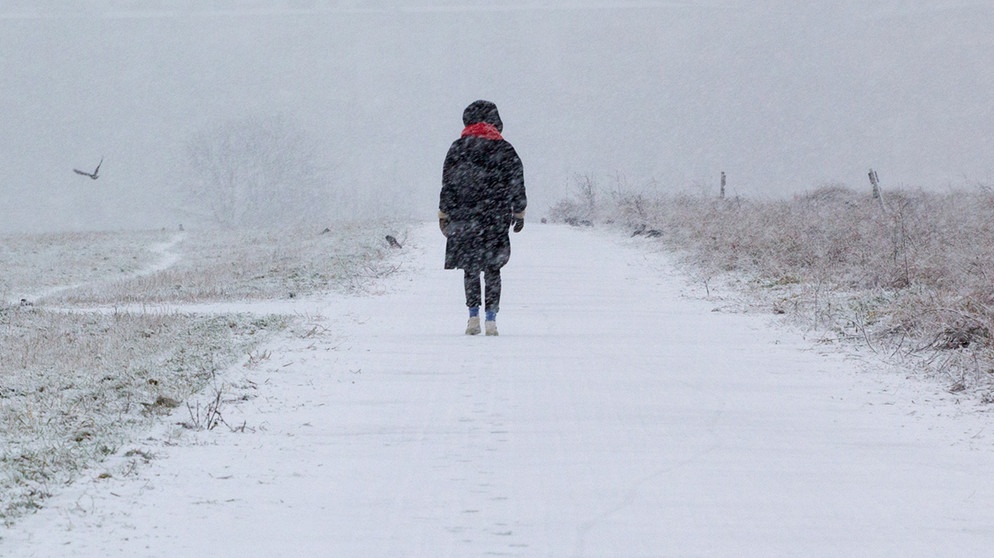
[
  {"x1": 550, "y1": 179, "x2": 994, "y2": 402},
  {"x1": 0, "y1": 308, "x2": 288, "y2": 521},
  {"x1": 0, "y1": 222, "x2": 404, "y2": 525}
]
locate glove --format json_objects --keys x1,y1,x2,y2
[
  {"x1": 512, "y1": 211, "x2": 525, "y2": 233},
  {"x1": 438, "y1": 211, "x2": 449, "y2": 237}
]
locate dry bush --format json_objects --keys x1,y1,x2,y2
[
  {"x1": 552, "y1": 175, "x2": 994, "y2": 398},
  {"x1": 548, "y1": 174, "x2": 599, "y2": 226}
]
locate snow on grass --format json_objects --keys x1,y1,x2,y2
[
  {"x1": 0, "y1": 308, "x2": 287, "y2": 521},
  {"x1": 42, "y1": 223, "x2": 402, "y2": 306},
  {"x1": 0, "y1": 229, "x2": 175, "y2": 305},
  {"x1": 550, "y1": 178, "x2": 994, "y2": 401},
  {"x1": 0, "y1": 221, "x2": 405, "y2": 524}
]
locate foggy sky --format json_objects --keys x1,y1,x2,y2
[{"x1": 2, "y1": 0, "x2": 993, "y2": 232}]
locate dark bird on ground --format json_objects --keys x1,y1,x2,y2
[
  {"x1": 385, "y1": 235, "x2": 403, "y2": 249},
  {"x1": 73, "y1": 157, "x2": 103, "y2": 180},
  {"x1": 632, "y1": 223, "x2": 663, "y2": 238}
]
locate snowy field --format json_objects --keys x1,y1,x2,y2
[{"x1": 2, "y1": 222, "x2": 993, "y2": 557}]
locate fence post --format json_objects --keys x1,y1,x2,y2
[
  {"x1": 720, "y1": 171, "x2": 726, "y2": 199},
  {"x1": 868, "y1": 168, "x2": 887, "y2": 211}
]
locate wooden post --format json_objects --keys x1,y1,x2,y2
[
  {"x1": 868, "y1": 168, "x2": 887, "y2": 211},
  {"x1": 868, "y1": 169, "x2": 880, "y2": 199},
  {"x1": 720, "y1": 171, "x2": 726, "y2": 199}
]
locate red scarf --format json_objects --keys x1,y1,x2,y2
[{"x1": 461, "y1": 122, "x2": 503, "y2": 141}]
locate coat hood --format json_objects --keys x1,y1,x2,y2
[{"x1": 462, "y1": 100, "x2": 503, "y2": 133}]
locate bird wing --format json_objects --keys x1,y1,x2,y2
[
  {"x1": 73, "y1": 168, "x2": 90, "y2": 176},
  {"x1": 93, "y1": 157, "x2": 103, "y2": 175}
]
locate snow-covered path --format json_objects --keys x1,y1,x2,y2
[{"x1": 4, "y1": 222, "x2": 994, "y2": 557}]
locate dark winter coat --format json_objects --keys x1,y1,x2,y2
[{"x1": 440, "y1": 100, "x2": 526, "y2": 271}]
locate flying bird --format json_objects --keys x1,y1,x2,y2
[{"x1": 73, "y1": 157, "x2": 103, "y2": 180}]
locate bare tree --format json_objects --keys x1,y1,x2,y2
[{"x1": 185, "y1": 115, "x2": 330, "y2": 227}]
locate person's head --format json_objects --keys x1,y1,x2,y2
[{"x1": 462, "y1": 100, "x2": 503, "y2": 132}]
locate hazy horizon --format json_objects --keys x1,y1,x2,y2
[{"x1": 2, "y1": 0, "x2": 992, "y2": 232}]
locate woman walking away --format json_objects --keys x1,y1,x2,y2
[{"x1": 438, "y1": 100, "x2": 526, "y2": 336}]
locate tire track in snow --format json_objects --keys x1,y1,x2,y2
[{"x1": 442, "y1": 355, "x2": 525, "y2": 551}]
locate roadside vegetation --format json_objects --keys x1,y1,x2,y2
[
  {"x1": 0, "y1": 222, "x2": 403, "y2": 523},
  {"x1": 550, "y1": 176, "x2": 994, "y2": 403}
]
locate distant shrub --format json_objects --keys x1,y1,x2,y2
[
  {"x1": 184, "y1": 115, "x2": 330, "y2": 228},
  {"x1": 548, "y1": 174, "x2": 600, "y2": 226}
]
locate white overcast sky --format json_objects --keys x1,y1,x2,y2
[{"x1": 2, "y1": 1, "x2": 992, "y2": 231}]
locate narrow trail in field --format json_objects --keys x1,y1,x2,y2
[
  {"x1": 141, "y1": 231, "x2": 185, "y2": 276},
  {"x1": 9, "y1": 232, "x2": 186, "y2": 307},
  {"x1": 3, "y1": 223, "x2": 994, "y2": 557}
]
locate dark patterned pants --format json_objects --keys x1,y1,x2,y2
[{"x1": 464, "y1": 268, "x2": 501, "y2": 314}]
